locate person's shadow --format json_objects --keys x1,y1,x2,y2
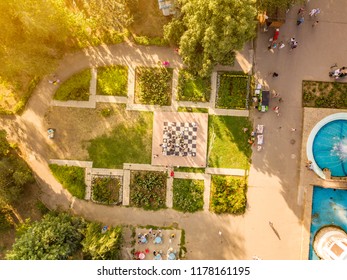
[{"x1": 269, "y1": 222, "x2": 281, "y2": 240}]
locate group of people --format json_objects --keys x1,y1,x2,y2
[
  {"x1": 297, "y1": 7, "x2": 321, "y2": 26},
  {"x1": 329, "y1": 66, "x2": 347, "y2": 79}
]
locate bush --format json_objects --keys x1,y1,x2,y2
[
  {"x1": 54, "y1": 69, "x2": 91, "y2": 101},
  {"x1": 133, "y1": 35, "x2": 168, "y2": 46},
  {"x1": 92, "y1": 177, "x2": 121, "y2": 205},
  {"x1": 210, "y1": 175, "x2": 247, "y2": 214},
  {"x1": 97, "y1": 66, "x2": 128, "y2": 96},
  {"x1": 216, "y1": 73, "x2": 249, "y2": 109},
  {"x1": 177, "y1": 70, "x2": 210, "y2": 102},
  {"x1": 173, "y1": 179, "x2": 204, "y2": 213},
  {"x1": 49, "y1": 165, "x2": 86, "y2": 199},
  {"x1": 135, "y1": 67, "x2": 173, "y2": 105},
  {"x1": 130, "y1": 171, "x2": 167, "y2": 210},
  {"x1": 0, "y1": 208, "x2": 12, "y2": 232}
]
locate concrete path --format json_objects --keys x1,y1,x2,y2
[{"x1": 246, "y1": 0, "x2": 347, "y2": 260}]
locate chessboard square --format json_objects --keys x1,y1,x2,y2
[
  {"x1": 193, "y1": 127, "x2": 198, "y2": 132},
  {"x1": 192, "y1": 144, "x2": 196, "y2": 148},
  {"x1": 188, "y1": 140, "x2": 192, "y2": 144},
  {"x1": 192, "y1": 136, "x2": 197, "y2": 140}
]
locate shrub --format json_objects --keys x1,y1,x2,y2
[
  {"x1": 130, "y1": 171, "x2": 167, "y2": 210},
  {"x1": 97, "y1": 66, "x2": 128, "y2": 96},
  {"x1": 133, "y1": 35, "x2": 168, "y2": 46},
  {"x1": 135, "y1": 67, "x2": 173, "y2": 105},
  {"x1": 100, "y1": 107, "x2": 113, "y2": 117},
  {"x1": 92, "y1": 177, "x2": 121, "y2": 205},
  {"x1": 49, "y1": 164, "x2": 86, "y2": 199},
  {"x1": 0, "y1": 208, "x2": 12, "y2": 232},
  {"x1": 210, "y1": 175, "x2": 247, "y2": 214},
  {"x1": 173, "y1": 179, "x2": 204, "y2": 213},
  {"x1": 54, "y1": 69, "x2": 91, "y2": 101}
]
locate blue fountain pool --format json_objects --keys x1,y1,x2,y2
[
  {"x1": 309, "y1": 186, "x2": 347, "y2": 260},
  {"x1": 313, "y1": 120, "x2": 347, "y2": 177}
]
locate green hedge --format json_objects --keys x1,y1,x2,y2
[
  {"x1": 54, "y1": 69, "x2": 91, "y2": 101},
  {"x1": 210, "y1": 175, "x2": 247, "y2": 214},
  {"x1": 49, "y1": 164, "x2": 86, "y2": 199},
  {"x1": 133, "y1": 35, "x2": 168, "y2": 46}
]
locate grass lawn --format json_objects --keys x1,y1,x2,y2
[
  {"x1": 54, "y1": 69, "x2": 91, "y2": 101},
  {"x1": 91, "y1": 176, "x2": 121, "y2": 205},
  {"x1": 173, "y1": 179, "x2": 204, "y2": 213},
  {"x1": 216, "y1": 72, "x2": 249, "y2": 109},
  {"x1": 174, "y1": 167, "x2": 205, "y2": 173},
  {"x1": 96, "y1": 66, "x2": 128, "y2": 96},
  {"x1": 177, "y1": 107, "x2": 209, "y2": 113},
  {"x1": 208, "y1": 115, "x2": 252, "y2": 169},
  {"x1": 303, "y1": 80, "x2": 347, "y2": 108},
  {"x1": 135, "y1": 67, "x2": 173, "y2": 105},
  {"x1": 210, "y1": 175, "x2": 247, "y2": 214},
  {"x1": 49, "y1": 164, "x2": 86, "y2": 199},
  {"x1": 87, "y1": 111, "x2": 153, "y2": 168},
  {"x1": 130, "y1": 171, "x2": 167, "y2": 210},
  {"x1": 177, "y1": 70, "x2": 210, "y2": 102}
]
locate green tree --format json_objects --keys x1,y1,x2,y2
[
  {"x1": 0, "y1": 130, "x2": 10, "y2": 158},
  {"x1": 257, "y1": 0, "x2": 304, "y2": 13},
  {"x1": 82, "y1": 222, "x2": 123, "y2": 260},
  {"x1": 164, "y1": 0, "x2": 257, "y2": 77},
  {"x1": 6, "y1": 213, "x2": 86, "y2": 260}
]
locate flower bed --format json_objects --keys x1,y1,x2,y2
[
  {"x1": 173, "y1": 179, "x2": 204, "y2": 213},
  {"x1": 216, "y1": 72, "x2": 249, "y2": 109},
  {"x1": 130, "y1": 171, "x2": 167, "y2": 210},
  {"x1": 92, "y1": 176, "x2": 121, "y2": 205},
  {"x1": 210, "y1": 175, "x2": 247, "y2": 214},
  {"x1": 303, "y1": 80, "x2": 347, "y2": 108},
  {"x1": 135, "y1": 67, "x2": 172, "y2": 105}
]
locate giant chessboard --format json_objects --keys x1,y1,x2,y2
[{"x1": 161, "y1": 121, "x2": 197, "y2": 157}]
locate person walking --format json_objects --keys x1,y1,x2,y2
[
  {"x1": 297, "y1": 15, "x2": 304, "y2": 25},
  {"x1": 312, "y1": 21, "x2": 319, "y2": 27},
  {"x1": 272, "y1": 72, "x2": 279, "y2": 78},
  {"x1": 297, "y1": 7, "x2": 305, "y2": 15},
  {"x1": 309, "y1": 8, "x2": 320, "y2": 17},
  {"x1": 290, "y1": 38, "x2": 298, "y2": 51}
]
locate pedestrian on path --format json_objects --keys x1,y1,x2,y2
[
  {"x1": 312, "y1": 21, "x2": 319, "y2": 27},
  {"x1": 278, "y1": 97, "x2": 283, "y2": 103},
  {"x1": 278, "y1": 41, "x2": 285, "y2": 49},
  {"x1": 290, "y1": 38, "x2": 298, "y2": 51},
  {"x1": 291, "y1": 128, "x2": 297, "y2": 132},
  {"x1": 272, "y1": 72, "x2": 279, "y2": 78},
  {"x1": 297, "y1": 15, "x2": 304, "y2": 26},
  {"x1": 309, "y1": 8, "x2": 320, "y2": 17},
  {"x1": 297, "y1": 7, "x2": 305, "y2": 15},
  {"x1": 273, "y1": 106, "x2": 280, "y2": 116}
]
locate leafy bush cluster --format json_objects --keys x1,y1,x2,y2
[
  {"x1": 54, "y1": 69, "x2": 91, "y2": 101},
  {"x1": 216, "y1": 73, "x2": 249, "y2": 109},
  {"x1": 6, "y1": 212, "x2": 123, "y2": 260},
  {"x1": 0, "y1": 131, "x2": 34, "y2": 207},
  {"x1": 92, "y1": 177, "x2": 121, "y2": 205},
  {"x1": 210, "y1": 176, "x2": 247, "y2": 214},
  {"x1": 133, "y1": 35, "x2": 168, "y2": 46},
  {"x1": 130, "y1": 171, "x2": 167, "y2": 210},
  {"x1": 302, "y1": 81, "x2": 347, "y2": 108},
  {"x1": 49, "y1": 164, "x2": 86, "y2": 199},
  {"x1": 173, "y1": 179, "x2": 204, "y2": 213},
  {"x1": 177, "y1": 70, "x2": 211, "y2": 102},
  {"x1": 97, "y1": 66, "x2": 128, "y2": 96},
  {"x1": 135, "y1": 67, "x2": 173, "y2": 105}
]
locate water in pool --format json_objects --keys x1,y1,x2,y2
[
  {"x1": 313, "y1": 120, "x2": 347, "y2": 177},
  {"x1": 309, "y1": 186, "x2": 347, "y2": 259}
]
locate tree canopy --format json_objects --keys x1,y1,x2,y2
[
  {"x1": 164, "y1": 0, "x2": 257, "y2": 77},
  {"x1": 257, "y1": 0, "x2": 304, "y2": 13},
  {"x1": 6, "y1": 213, "x2": 86, "y2": 260}
]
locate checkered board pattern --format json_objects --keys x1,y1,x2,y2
[{"x1": 161, "y1": 122, "x2": 197, "y2": 157}]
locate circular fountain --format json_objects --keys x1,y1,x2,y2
[{"x1": 307, "y1": 113, "x2": 347, "y2": 179}]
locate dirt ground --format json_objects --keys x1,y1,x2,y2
[
  {"x1": 129, "y1": 0, "x2": 172, "y2": 37},
  {"x1": 44, "y1": 103, "x2": 150, "y2": 160},
  {"x1": 0, "y1": 183, "x2": 45, "y2": 259}
]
